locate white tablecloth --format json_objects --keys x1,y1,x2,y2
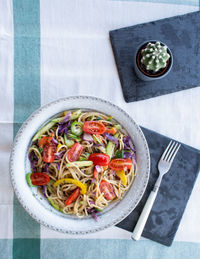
[{"x1": 1, "y1": 0, "x2": 200, "y2": 258}]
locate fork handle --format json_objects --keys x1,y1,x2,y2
[{"x1": 131, "y1": 190, "x2": 158, "y2": 241}]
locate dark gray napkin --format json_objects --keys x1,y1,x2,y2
[
  {"x1": 116, "y1": 127, "x2": 200, "y2": 246},
  {"x1": 110, "y1": 11, "x2": 200, "y2": 102}
]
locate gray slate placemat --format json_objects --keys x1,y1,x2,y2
[
  {"x1": 110, "y1": 11, "x2": 200, "y2": 102},
  {"x1": 116, "y1": 127, "x2": 200, "y2": 246}
]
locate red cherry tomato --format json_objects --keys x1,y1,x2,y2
[
  {"x1": 65, "y1": 188, "x2": 80, "y2": 205},
  {"x1": 83, "y1": 121, "x2": 106, "y2": 135},
  {"x1": 89, "y1": 153, "x2": 110, "y2": 166},
  {"x1": 67, "y1": 143, "x2": 83, "y2": 162},
  {"x1": 99, "y1": 180, "x2": 116, "y2": 200},
  {"x1": 30, "y1": 172, "x2": 50, "y2": 186},
  {"x1": 109, "y1": 158, "x2": 132, "y2": 171},
  {"x1": 39, "y1": 133, "x2": 54, "y2": 148},
  {"x1": 43, "y1": 142, "x2": 56, "y2": 163}
]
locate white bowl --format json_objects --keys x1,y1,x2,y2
[{"x1": 10, "y1": 96, "x2": 150, "y2": 234}]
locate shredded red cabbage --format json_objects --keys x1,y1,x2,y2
[
  {"x1": 123, "y1": 136, "x2": 136, "y2": 153},
  {"x1": 87, "y1": 208, "x2": 95, "y2": 214},
  {"x1": 91, "y1": 212, "x2": 98, "y2": 221},
  {"x1": 58, "y1": 123, "x2": 67, "y2": 135},
  {"x1": 55, "y1": 151, "x2": 65, "y2": 160},
  {"x1": 103, "y1": 133, "x2": 118, "y2": 145},
  {"x1": 52, "y1": 138, "x2": 58, "y2": 145},
  {"x1": 56, "y1": 162, "x2": 60, "y2": 170},
  {"x1": 123, "y1": 150, "x2": 136, "y2": 164},
  {"x1": 123, "y1": 152, "x2": 132, "y2": 159},
  {"x1": 44, "y1": 163, "x2": 50, "y2": 173},
  {"x1": 87, "y1": 208, "x2": 99, "y2": 221},
  {"x1": 82, "y1": 133, "x2": 93, "y2": 142},
  {"x1": 41, "y1": 185, "x2": 47, "y2": 198},
  {"x1": 28, "y1": 151, "x2": 38, "y2": 172},
  {"x1": 61, "y1": 111, "x2": 71, "y2": 123}
]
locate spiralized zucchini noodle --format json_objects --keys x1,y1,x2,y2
[{"x1": 27, "y1": 110, "x2": 137, "y2": 220}]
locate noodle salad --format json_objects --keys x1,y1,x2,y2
[{"x1": 27, "y1": 110, "x2": 136, "y2": 220}]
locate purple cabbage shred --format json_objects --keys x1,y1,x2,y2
[
  {"x1": 55, "y1": 150, "x2": 65, "y2": 160},
  {"x1": 28, "y1": 151, "x2": 38, "y2": 172},
  {"x1": 41, "y1": 185, "x2": 47, "y2": 198},
  {"x1": 61, "y1": 112, "x2": 71, "y2": 123},
  {"x1": 103, "y1": 133, "x2": 118, "y2": 145}
]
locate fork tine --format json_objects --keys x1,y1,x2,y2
[
  {"x1": 165, "y1": 142, "x2": 178, "y2": 161},
  {"x1": 161, "y1": 140, "x2": 173, "y2": 160},
  {"x1": 168, "y1": 143, "x2": 181, "y2": 163},
  {"x1": 163, "y1": 141, "x2": 176, "y2": 161},
  {"x1": 164, "y1": 141, "x2": 176, "y2": 161}
]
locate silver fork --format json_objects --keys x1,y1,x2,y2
[{"x1": 131, "y1": 141, "x2": 181, "y2": 241}]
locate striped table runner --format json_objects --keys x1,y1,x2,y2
[{"x1": 1, "y1": 0, "x2": 200, "y2": 258}]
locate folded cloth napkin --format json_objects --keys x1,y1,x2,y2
[
  {"x1": 110, "y1": 11, "x2": 200, "y2": 103},
  {"x1": 117, "y1": 127, "x2": 200, "y2": 246}
]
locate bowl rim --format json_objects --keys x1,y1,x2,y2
[{"x1": 9, "y1": 95, "x2": 150, "y2": 234}]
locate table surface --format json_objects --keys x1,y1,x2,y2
[{"x1": 1, "y1": 0, "x2": 200, "y2": 259}]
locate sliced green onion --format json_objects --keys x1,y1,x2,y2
[
  {"x1": 71, "y1": 121, "x2": 83, "y2": 136},
  {"x1": 115, "y1": 150, "x2": 124, "y2": 158},
  {"x1": 71, "y1": 110, "x2": 82, "y2": 120},
  {"x1": 78, "y1": 157, "x2": 88, "y2": 161},
  {"x1": 47, "y1": 197, "x2": 62, "y2": 212},
  {"x1": 84, "y1": 152, "x2": 90, "y2": 159},
  {"x1": 107, "y1": 116, "x2": 113, "y2": 121},
  {"x1": 64, "y1": 134, "x2": 74, "y2": 147},
  {"x1": 114, "y1": 132, "x2": 119, "y2": 138},
  {"x1": 66, "y1": 161, "x2": 93, "y2": 168},
  {"x1": 26, "y1": 173, "x2": 35, "y2": 187},
  {"x1": 51, "y1": 117, "x2": 64, "y2": 123},
  {"x1": 95, "y1": 208, "x2": 103, "y2": 212},
  {"x1": 38, "y1": 147, "x2": 43, "y2": 154},
  {"x1": 68, "y1": 133, "x2": 81, "y2": 142},
  {"x1": 32, "y1": 121, "x2": 56, "y2": 142},
  {"x1": 106, "y1": 141, "x2": 115, "y2": 158},
  {"x1": 93, "y1": 135, "x2": 102, "y2": 144},
  {"x1": 114, "y1": 124, "x2": 121, "y2": 130}
]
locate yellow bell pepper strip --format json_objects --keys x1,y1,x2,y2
[
  {"x1": 116, "y1": 171, "x2": 127, "y2": 186},
  {"x1": 56, "y1": 143, "x2": 62, "y2": 151},
  {"x1": 53, "y1": 178, "x2": 87, "y2": 194}
]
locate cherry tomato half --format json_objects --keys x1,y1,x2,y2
[
  {"x1": 30, "y1": 172, "x2": 50, "y2": 186},
  {"x1": 65, "y1": 188, "x2": 80, "y2": 206},
  {"x1": 43, "y1": 142, "x2": 56, "y2": 163},
  {"x1": 39, "y1": 134, "x2": 53, "y2": 148},
  {"x1": 83, "y1": 121, "x2": 106, "y2": 135},
  {"x1": 89, "y1": 153, "x2": 110, "y2": 166},
  {"x1": 67, "y1": 143, "x2": 83, "y2": 162},
  {"x1": 109, "y1": 158, "x2": 132, "y2": 171},
  {"x1": 99, "y1": 180, "x2": 116, "y2": 200}
]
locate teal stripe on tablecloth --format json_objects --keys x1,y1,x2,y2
[
  {"x1": 13, "y1": 0, "x2": 40, "y2": 258},
  {"x1": 111, "y1": 0, "x2": 199, "y2": 6},
  {"x1": 41, "y1": 239, "x2": 200, "y2": 259}
]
